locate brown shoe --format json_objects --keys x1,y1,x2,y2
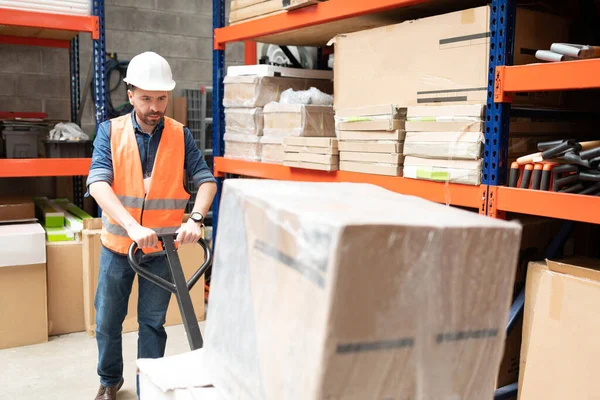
[{"x1": 95, "y1": 378, "x2": 124, "y2": 400}]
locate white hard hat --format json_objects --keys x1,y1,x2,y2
[{"x1": 123, "y1": 52, "x2": 176, "y2": 91}]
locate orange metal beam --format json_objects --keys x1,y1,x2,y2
[
  {"x1": 495, "y1": 186, "x2": 600, "y2": 224},
  {"x1": 494, "y1": 60, "x2": 600, "y2": 102},
  {"x1": 0, "y1": 35, "x2": 71, "y2": 48},
  {"x1": 0, "y1": 158, "x2": 91, "y2": 177},
  {"x1": 214, "y1": 0, "x2": 429, "y2": 49},
  {"x1": 0, "y1": 9, "x2": 100, "y2": 39},
  {"x1": 214, "y1": 157, "x2": 483, "y2": 208},
  {"x1": 244, "y1": 40, "x2": 257, "y2": 64}
]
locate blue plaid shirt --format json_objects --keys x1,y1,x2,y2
[{"x1": 87, "y1": 110, "x2": 215, "y2": 191}]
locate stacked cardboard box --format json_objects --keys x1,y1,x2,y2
[
  {"x1": 336, "y1": 105, "x2": 405, "y2": 176},
  {"x1": 262, "y1": 103, "x2": 335, "y2": 165},
  {"x1": 205, "y1": 179, "x2": 522, "y2": 400},
  {"x1": 283, "y1": 137, "x2": 338, "y2": 171},
  {"x1": 519, "y1": 258, "x2": 600, "y2": 399},
  {"x1": 332, "y1": 7, "x2": 569, "y2": 110},
  {"x1": 223, "y1": 67, "x2": 333, "y2": 162},
  {"x1": 403, "y1": 104, "x2": 484, "y2": 186}
]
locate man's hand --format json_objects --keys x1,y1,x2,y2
[
  {"x1": 176, "y1": 219, "x2": 203, "y2": 245},
  {"x1": 127, "y1": 224, "x2": 159, "y2": 248}
]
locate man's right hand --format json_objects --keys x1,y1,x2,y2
[{"x1": 127, "y1": 224, "x2": 159, "y2": 248}]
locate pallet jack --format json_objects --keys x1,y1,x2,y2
[{"x1": 128, "y1": 233, "x2": 212, "y2": 351}]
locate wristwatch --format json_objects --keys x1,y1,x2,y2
[{"x1": 190, "y1": 212, "x2": 204, "y2": 225}]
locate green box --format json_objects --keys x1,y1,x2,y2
[
  {"x1": 52, "y1": 198, "x2": 92, "y2": 220},
  {"x1": 45, "y1": 226, "x2": 75, "y2": 242},
  {"x1": 33, "y1": 197, "x2": 65, "y2": 228}
]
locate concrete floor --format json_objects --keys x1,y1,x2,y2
[{"x1": 1, "y1": 324, "x2": 202, "y2": 400}]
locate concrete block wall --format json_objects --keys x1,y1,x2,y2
[{"x1": 1, "y1": 0, "x2": 245, "y2": 134}]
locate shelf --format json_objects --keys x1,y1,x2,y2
[
  {"x1": 495, "y1": 59, "x2": 600, "y2": 102},
  {"x1": 492, "y1": 186, "x2": 600, "y2": 224},
  {"x1": 214, "y1": 157, "x2": 485, "y2": 209},
  {"x1": 0, "y1": 158, "x2": 91, "y2": 178},
  {"x1": 214, "y1": 0, "x2": 483, "y2": 48},
  {"x1": 0, "y1": 8, "x2": 99, "y2": 44}
]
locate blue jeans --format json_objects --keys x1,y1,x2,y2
[{"x1": 95, "y1": 245, "x2": 172, "y2": 389}]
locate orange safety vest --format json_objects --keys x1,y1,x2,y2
[{"x1": 101, "y1": 114, "x2": 190, "y2": 255}]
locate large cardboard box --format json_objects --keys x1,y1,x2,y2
[
  {"x1": 82, "y1": 219, "x2": 206, "y2": 337},
  {"x1": 520, "y1": 258, "x2": 600, "y2": 400},
  {"x1": 403, "y1": 131, "x2": 484, "y2": 160},
  {"x1": 205, "y1": 180, "x2": 522, "y2": 400},
  {"x1": 333, "y1": 7, "x2": 569, "y2": 109},
  {"x1": 0, "y1": 197, "x2": 35, "y2": 223},
  {"x1": 225, "y1": 108, "x2": 264, "y2": 136},
  {"x1": 224, "y1": 133, "x2": 262, "y2": 162},
  {"x1": 404, "y1": 156, "x2": 482, "y2": 185},
  {"x1": 263, "y1": 103, "x2": 335, "y2": 138},
  {"x1": 47, "y1": 241, "x2": 85, "y2": 336},
  {"x1": 0, "y1": 223, "x2": 47, "y2": 349}
]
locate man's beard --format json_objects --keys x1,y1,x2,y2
[{"x1": 142, "y1": 111, "x2": 164, "y2": 126}]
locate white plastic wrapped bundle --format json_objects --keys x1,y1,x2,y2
[
  {"x1": 263, "y1": 103, "x2": 335, "y2": 138},
  {"x1": 259, "y1": 136, "x2": 284, "y2": 164},
  {"x1": 205, "y1": 180, "x2": 522, "y2": 400},
  {"x1": 224, "y1": 133, "x2": 261, "y2": 161},
  {"x1": 223, "y1": 76, "x2": 333, "y2": 108},
  {"x1": 225, "y1": 108, "x2": 264, "y2": 136},
  {"x1": 279, "y1": 87, "x2": 334, "y2": 106},
  {"x1": 404, "y1": 156, "x2": 483, "y2": 185},
  {"x1": 403, "y1": 131, "x2": 484, "y2": 160},
  {"x1": 0, "y1": 0, "x2": 91, "y2": 15}
]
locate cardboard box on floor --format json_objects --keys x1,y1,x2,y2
[
  {"x1": 47, "y1": 241, "x2": 85, "y2": 336},
  {"x1": 205, "y1": 180, "x2": 522, "y2": 400},
  {"x1": 520, "y1": 258, "x2": 600, "y2": 400},
  {"x1": 0, "y1": 223, "x2": 47, "y2": 350},
  {"x1": 82, "y1": 219, "x2": 206, "y2": 337},
  {"x1": 332, "y1": 7, "x2": 569, "y2": 109}
]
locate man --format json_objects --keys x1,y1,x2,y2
[{"x1": 87, "y1": 51, "x2": 216, "y2": 400}]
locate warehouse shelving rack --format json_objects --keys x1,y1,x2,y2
[
  {"x1": 0, "y1": 5, "x2": 107, "y2": 187},
  {"x1": 212, "y1": 1, "x2": 600, "y2": 397},
  {"x1": 211, "y1": 0, "x2": 600, "y2": 228}
]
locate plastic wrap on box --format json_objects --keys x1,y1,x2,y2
[
  {"x1": 263, "y1": 103, "x2": 335, "y2": 138},
  {"x1": 225, "y1": 108, "x2": 264, "y2": 136},
  {"x1": 205, "y1": 180, "x2": 522, "y2": 400},
  {"x1": 259, "y1": 136, "x2": 285, "y2": 164},
  {"x1": 404, "y1": 156, "x2": 483, "y2": 185},
  {"x1": 223, "y1": 76, "x2": 333, "y2": 108},
  {"x1": 224, "y1": 133, "x2": 261, "y2": 161},
  {"x1": 404, "y1": 131, "x2": 484, "y2": 160}
]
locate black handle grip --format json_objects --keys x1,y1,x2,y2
[
  {"x1": 553, "y1": 173, "x2": 579, "y2": 192},
  {"x1": 127, "y1": 234, "x2": 212, "y2": 293},
  {"x1": 541, "y1": 170, "x2": 552, "y2": 191},
  {"x1": 520, "y1": 167, "x2": 533, "y2": 189},
  {"x1": 559, "y1": 183, "x2": 585, "y2": 194},
  {"x1": 580, "y1": 171, "x2": 600, "y2": 182},
  {"x1": 531, "y1": 168, "x2": 542, "y2": 190},
  {"x1": 563, "y1": 152, "x2": 590, "y2": 168},
  {"x1": 553, "y1": 164, "x2": 579, "y2": 175},
  {"x1": 538, "y1": 140, "x2": 568, "y2": 152},
  {"x1": 509, "y1": 164, "x2": 520, "y2": 188},
  {"x1": 580, "y1": 182, "x2": 600, "y2": 196}
]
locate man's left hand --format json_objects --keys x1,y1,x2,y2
[{"x1": 175, "y1": 219, "x2": 203, "y2": 244}]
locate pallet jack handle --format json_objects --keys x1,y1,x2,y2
[{"x1": 128, "y1": 233, "x2": 213, "y2": 350}]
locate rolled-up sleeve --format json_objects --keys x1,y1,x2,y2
[
  {"x1": 183, "y1": 127, "x2": 216, "y2": 187},
  {"x1": 86, "y1": 121, "x2": 114, "y2": 190}
]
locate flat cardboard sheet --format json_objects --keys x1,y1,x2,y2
[
  {"x1": 283, "y1": 136, "x2": 338, "y2": 148},
  {"x1": 340, "y1": 151, "x2": 404, "y2": 165},
  {"x1": 337, "y1": 129, "x2": 406, "y2": 142},
  {"x1": 407, "y1": 104, "x2": 485, "y2": 118},
  {"x1": 404, "y1": 131, "x2": 484, "y2": 160},
  {"x1": 338, "y1": 140, "x2": 402, "y2": 153},
  {"x1": 335, "y1": 104, "x2": 405, "y2": 119},
  {"x1": 0, "y1": 197, "x2": 35, "y2": 223},
  {"x1": 284, "y1": 145, "x2": 338, "y2": 155},
  {"x1": 340, "y1": 161, "x2": 402, "y2": 176},
  {"x1": 47, "y1": 241, "x2": 85, "y2": 336},
  {"x1": 230, "y1": 0, "x2": 281, "y2": 23},
  {"x1": 406, "y1": 121, "x2": 484, "y2": 132},
  {"x1": 404, "y1": 156, "x2": 482, "y2": 185},
  {"x1": 336, "y1": 119, "x2": 405, "y2": 132},
  {"x1": 284, "y1": 152, "x2": 338, "y2": 165},
  {"x1": 284, "y1": 160, "x2": 338, "y2": 171}
]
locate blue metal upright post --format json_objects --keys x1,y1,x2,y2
[
  {"x1": 484, "y1": 0, "x2": 516, "y2": 191},
  {"x1": 70, "y1": 35, "x2": 84, "y2": 207},
  {"x1": 92, "y1": 0, "x2": 108, "y2": 130},
  {"x1": 212, "y1": 0, "x2": 226, "y2": 243}
]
